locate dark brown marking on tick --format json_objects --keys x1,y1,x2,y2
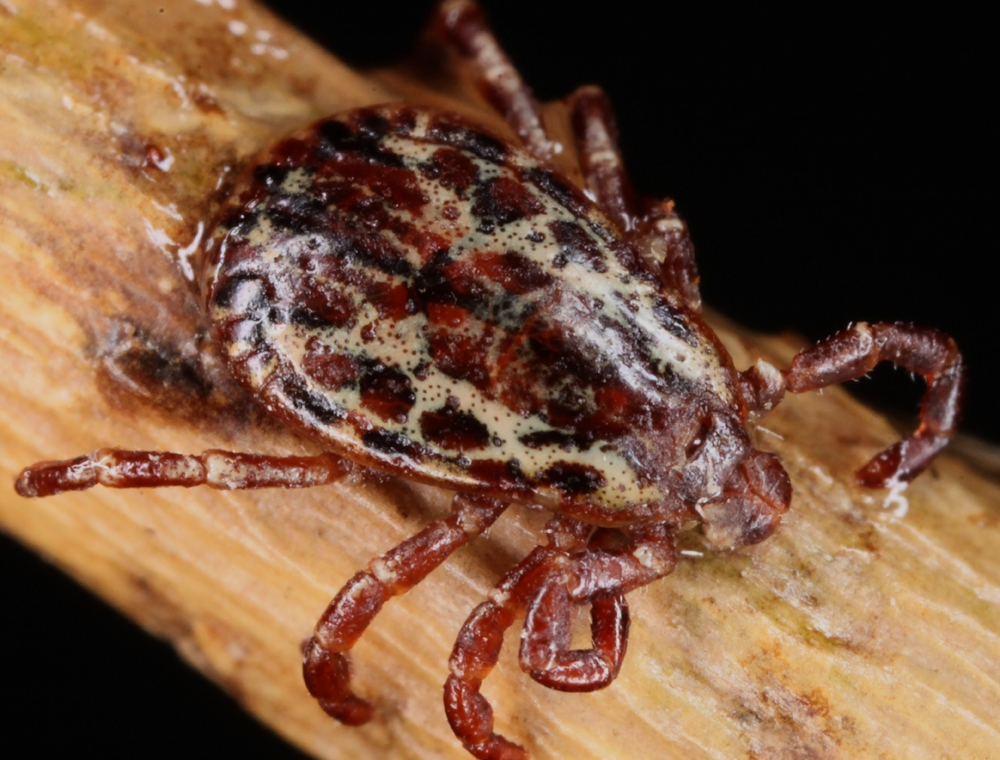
[
  {"x1": 315, "y1": 116, "x2": 406, "y2": 168},
  {"x1": 472, "y1": 251, "x2": 554, "y2": 296},
  {"x1": 542, "y1": 462, "x2": 607, "y2": 495},
  {"x1": 303, "y1": 340, "x2": 360, "y2": 391},
  {"x1": 362, "y1": 429, "x2": 426, "y2": 460},
  {"x1": 549, "y1": 220, "x2": 608, "y2": 272},
  {"x1": 359, "y1": 360, "x2": 416, "y2": 424},
  {"x1": 419, "y1": 405, "x2": 492, "y2": 451},
  {"x1": 331, "y1": 219, "x2": 415, "y2": 280},
  {"x1": 471, "y1": 176, "x2": 545, "y2": 231},
  {"x1": 426, "y1": 119, "x2": 508, "y2": 164},
  {"x1": 292, "y1": 276, "x2": 359, "y2": 329},
  {"x1": 363, "y1": 280, "x2": 412, "y2": 322},
  {"x1": 525, "y1": 167, "x2": 588, "y2": 218},
  {"x1": 278, "y1": 374, "x2": 346, "y2": 426},
  {"x1": 212, "y1": 274, "x2": 270, "y2": 316},
  {"x1": 518, "y1": 430, "x2": 593, "y2": 452},
  {"x1": 412, "y1": 250, "x2": 469, "y2": 311},
  {"x1": 650, "y1": 295, "x2": 697, "y2": 347},
  {"x1": 467, "y1": 457, "x2": 529, "y2": 493},
  {"x1": 419, "y1": 147, "x2": 479, "y2": 197},
  {"x1": 322, "y1": 154, "x2": 427, "y2": 216},
  {"x1": 607, "y1": 237, "x2": 657, "y2": 282},
  {"x1": 426, "y1": 305, "x2": 495, "y2": 392},
  {"x1": 252, "y1": 163, "x2": 292, "y2": 191}
]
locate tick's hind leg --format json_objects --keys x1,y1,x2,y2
[
  {"x1": 303, "y1": 493, "x2": 507, "y2": 725},
  {"x1": 566, "y1": 86, "x2": 702, "y2": 310},
  {"x1": 444, "y1": 520, "x2": 677, "y2": 759},
  {"x1": 15, "y1": 448, "x2": 353, "y2": 497},
  {"x1": 782, "y1": 321, "x2": 965, "y2": 486}
]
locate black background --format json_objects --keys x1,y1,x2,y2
[{"x1": 3, "y1": 2, "x2": 994, "y2": 757}]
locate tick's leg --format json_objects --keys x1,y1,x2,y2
[
  {"x1": 444, "y1": 547, "x2": 550, "y2": 760},
  {"x1": 444, "y1": 518, "x2": 589, "y2": 759},
  {"x1": 303, "y1": 493, "x2": 507, "y2": 725},
  {"x1": 520, "y1": 524, "x2": 675, "y2": 691},
  {"x1": 782, "y1": 321, "x2": 965, "y2": 487},
  {"x1": 522, "y1": 595, "x2": 629, "y2": 692},
  {"x1": 568, "y1": 86, "x2": 702, "y2": 310},
  {"x1": 444, "y1": 522, "x2": 676, "y2": 758},
  {"x1": 15, "y1": 448, "x2": 353, "y2": 498},
  {"x1": 434, "y1": 0, "x2": 554, "y2": 161},
  {"x1": 566, "y1": 86, "x2": 640, "y2": 234},
  {"x1": 433, "y1": 1, "x2": 703, "y2": 309}
]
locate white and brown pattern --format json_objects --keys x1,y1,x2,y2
[{"x1": 207, "y1": 105, "x2": 743, "y2": 516}]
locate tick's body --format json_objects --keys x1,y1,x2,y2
[
  {"x1": 209, "y1": 105, "x2": 746, "y2": 524},
  {"x1": 16, "y1": 2, "x2": 964, "y2": 758}
]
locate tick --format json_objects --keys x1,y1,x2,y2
[{"x1": 15, "y1": 1, "x2": 965, "y2": 758}]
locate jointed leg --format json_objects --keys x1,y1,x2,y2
[
  {"x1": 444, "y1": 520, "x2": 676, "y2": 759},
  {"x1": 15, "y1": 448, "x2": 353, "y2": 497},
  {"x1": 782, "y1": 321, "x2": 965, "y2": 487},
  {"x1": 566, "y1": 86, "x2": 640, "y2": 234},
  {"x1": 303, "y1": 493, "x2": 507, "y2": 725},
  {"x1": 435, "y1": 0, "x2": 554, "y2": 162},
  {"x1": 567, "y1": 86, "x2": 702, "y2": 310},
  {"x1": 433, "y1": 2, "x2": 703, "y2": 310}
]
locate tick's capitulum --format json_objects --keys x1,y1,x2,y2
[{"x1": 15, "y1": 1, "x2": 964, "y2": 758}]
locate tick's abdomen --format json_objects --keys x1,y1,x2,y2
[{"x1": 207, "y1": 106, "x2": 740, "y2": 511}]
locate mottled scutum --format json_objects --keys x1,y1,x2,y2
[{"x1": 206, "y1": 105, "x2": 743, "y2": 516}]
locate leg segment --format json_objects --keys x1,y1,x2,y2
[
  {"x1": 435, "y1": 0, "x2": 554, "y2": 162},
  {"x1": 519, "y1": 574, "x2": 629, "y2": 692},
  {"x1": 444, "y1": 521, "x2": 676, "y2": 759},
  {"x1": 434, "y1": 2, "x2": 703, "y2": 309},
  {"x1": 303, "y1": 493, "x2": 507, "y2": 725},
  {"x1": 15, "y1": 448, "x2": 353, "y2": 497},
  {"x1": 783, "y1": 321, "x2": 965, "y2": 487},
  {"x1": 567, "y1": 86, "x2": 702, "y2": 310},
  {"x1": 566, "y1": 86, "x2": 640, "y2": 234}
]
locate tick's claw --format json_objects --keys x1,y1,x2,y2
[{"x1": 856, "y1": 434, "x2": 951, "y2": 489}]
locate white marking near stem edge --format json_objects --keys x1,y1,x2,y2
[{"x1": 882, "y1": 474, "x2": 910, "y2": 519}]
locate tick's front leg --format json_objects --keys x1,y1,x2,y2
[
  {"x1": 567, "y1": 86, "x2": 702, "y2": 310},
  {"x1": 434, "y1": 0, "x2": 553, "y2": 162},
  {"x1": 303, "y1": 493, "x2": 507, "y2": 725},
  {"x1": 783, "y1": 321, "x2": 965, "y2": 486}
]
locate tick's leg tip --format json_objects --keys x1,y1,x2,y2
[
  {"x1": 302, "y1": 636, "x2": 376, "y2": 725},
  {"x1": 13, "y1": 456, "x2": 97, "y2": 498},
  {"x1": 14, "y1": 469, "x2": 38, "y2": 498},
  {"x1": 319, "y1": 696, "x2": 375, "y2": 726},
  {"x1": 855, "y1": 454, "x2": 898, "y2": 489},
  {"x1": 855, "y1": 434, "x2": 950, "y2": 490}
]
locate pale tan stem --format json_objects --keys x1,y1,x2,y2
[{"x1": 2, "y1": 2, "x2": 999, "y2": 759}]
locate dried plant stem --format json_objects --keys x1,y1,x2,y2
[{"x1": 2, "y1": 2, "x2": 999, "y2": 758}]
